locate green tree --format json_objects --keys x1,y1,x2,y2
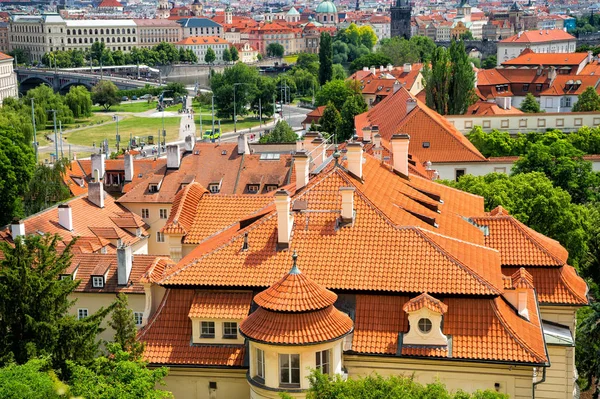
[
  {"x1": 92, "y1": 80, "x2": 120, "y2": 111},
  {"x1": 222, "y1": 47, "x2": 232, "y2": 63},
  {"x1": 376, "y1": 37, "x2": 419, "y2": 66},
  {"x1": 165, "y1": 82, "x2": 187, "y2": 97},
  {"x1": 26, "y1": 85, "x2": 74, "y2": 126},
  {"x1": 349, "y1": 53, "x2": 393, "y2": 73},
  {"x1": 259, "y1": 120, "x2": 297, "y2": 143},
  {"x1": 230, "y1": 45, "x2": 239, "y2": 62},
  {"x1": 204, "y1": 47, "x2": 216, "y2": 64},
  {"x1": 109, "y1": 293, "x2": 144, "y2": 359},
  {"x1": 319, "y1": 103, "x2": 342, "y2": 140},
  {"x1": 481, "y1": 55, "x2": 497, "y2": 69},
  {"x1": 409, "y1": 35, "x2": 436, "y2": 62},
  {"x1": 319, "y1": 32, "x2": 333, "y2": 85},
  {"x1": 469, "y1": 57, "x2": 481, "y2": 68},
  {"x1": 251, "y1": 76, "x2": 276, "y2": 119},
  {"x1": 448, "y1": 40, "x2": 476, "y2": 115},
  {"x1": 315, "y1": 79, "x2": 357, "y2": 111},
  {"x1": 573, "y1": 86, "x2": 600, "y2": 112},
  {"x1": 576, "y1": 302, "x2": 600, "y2": 398},
  {"x1": 358, "y1": 25, "x2": 378, "y2": 49},
  {"x1": 340, "y1": 95, "x2": 368, "y2": 141},
  {"x1": 296, "y1": 53, "x2": 319, "y2": 76},
  {"x1": 0, "y1": 235, "x2": 111, "y2": 374},
  {"x1": 445, "y1": 172, "x2": 589, "y2": 267},
  {"x1": 467, "y1": 127, "x2": 518, "y2": 157},
  {"x1": 422, "y1": 46, "x2": 451, "y2": 115},
  {"x1": 210, "y1": 62, "x2": 261, "y2": 119},
  {"x1": 520, "y1": 93, "x2": 542, "y2": 113},
  {"x1": 332, "y1": 64, "x2": 347, "y2": 80},
  {"x1": 460, "y1": 31, "x2": 474, "y2": 40},
  {"x1": 90, "y1": 41, "x2": 105, "y2": 64},
  {"x1": 266, "y1": 43, "x2": 284, "y2": 58},
  {"x1": 64, "y1": 85, "x2": 92, "y2": 118},
  {"x1": 0, "y1": 359, "x2": 68, "y2": 399},
  {"x1": 69, "y1": 343, "x2": 172, "y2": 399},
  {"x1": 23, "y1": 159, "x2": 71, "y2": 216}
]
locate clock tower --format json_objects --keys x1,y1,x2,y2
[{"x1": 391, "y1": 0, "x2": 411, "y2": 39}]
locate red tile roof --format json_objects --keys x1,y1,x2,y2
[
  {"x1": 97, "y1": 0, "x2": 122, "y2": 7},
  {"x1": 403, "y1": 292, "x2": 448, "y2": 314},
  {"x1": 188, "y1": 290, "x2": 252, "y2": 319},
  {"x1": 500, "y1": 30, "x2": 575, "y2": 44},
  {"x1": 503, "y1": 266, "x2": 587, "y2": 305},
  {"x1": 501, "y1": 51, "x2": 587, "y2": 67},
  {"x1": 176, "y1": 36, "x2": 230, "y2": 45},
  {"x1": 139, "y1": 289, "x2": 246, "y2": 366}
]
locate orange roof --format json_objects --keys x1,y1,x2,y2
[
  {"x1": 503, "y1": 266, "x2": 587, "y2": 305},
  {"x1": 0, "y1": 52, "x2": 11, "y2": 61},
  {"x1": 353, "y1": 294, "x2": 547, "y2": 364},
  {"x1": 510, "y1": 267, "x2": 535, "y2": 289},
  {"x1": 176, "y1": 36, "x2": 229, "y2": 45},
  {"x1": 501, "y1": 51, "x2": 587, "y2": 67},
  {"x1": 97, "y1": 0, "x2": 122, "y2": 7},
  {"x1": 403, "y1": 292, "x2": 448, "y2": 314},
  {"x1": 500, "y1": 29, "x2": 575, "y2": 44},
  {"x1": 541, "y1": 75, "x2": 600, "y2": 96},
  {"x1": 139, "y1": 289, "x2": 246, "y2": 366},
  {"x1": 467, "y1": 101, "x2": 524, "y2": 115},
  {"x1": 188, "y1": 290, "x2": 252, "y2": 319}
]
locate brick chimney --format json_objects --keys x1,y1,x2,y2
[
  {"x1": 274, "y1": 190, "x2": 293, "y2": 247},
  {"x1": 294, "y1": 150, "x2": 309, "y2": 190},
  {"x1": 58, "y1": 204, "x2": 73, "y2": 231},
  {"x1": 346, "y1": 142, "x2": 364, "y2": 179},
  {"x1": 391, "y1": 134, "x2": 410, "y2": 176},
  {"x1": 117, "y1": 245, "x2": 133, "y2": 286},
  {"x1": 124, "y1": 153, "x2": 134, "y2": 182}
]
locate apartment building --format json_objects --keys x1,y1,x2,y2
[
  {"x1": 0, "y1": 52, "x2": 18, "y2": 105},
  {"x1": 175, "y1": 36, "x2": 230, "y2": 64},
  {"x1": 497, "y1": 29, "x2": 577, "y2": 65},
  {"x1": 134, "y1": 19, "x2": 182, "y2": 48}
]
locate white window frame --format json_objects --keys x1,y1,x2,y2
[
  {"x1": 279, "y1": 353, "x2": 300, "y2": 387},
  {"x1": 209, "y1": 183, "x2": 220, "y2": 193},
  {"x1": 256, "y1": 348, "x2": 265, "y2": 380},
  {"x1": 159, "y1": 208, "x2": 168, "y2": 219},
  {"x1": 223, "y1": 321, "x2": 238, "y2": 338},
  {"x1": 156, "y1": 231, "x2": 165, "y2": 242},
  {"x1": 316, "y1": 349, "x2": 330, "y2": 375},
  {"x1": 134, "y1": 312, "x2": 144, "y2": 326},
  {"x1": 141, "y1": 208, "x2": 149, "y2": 218},
  {"x1": 92, "y1": 276, "x2": 104, "y2": 288},
  {"x1": 201, "y1": 321, "x2": 215, "y2": 338},
  {"x1": 78, "y1": 308, "x2": 88, "y2": 320}
]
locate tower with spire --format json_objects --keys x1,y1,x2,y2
[{"x1": 391, "y1": 0, "x2": 411, "y2": 39}]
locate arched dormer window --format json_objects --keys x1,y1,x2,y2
[{"x1": 402, "y1": 293, "x2": 448, "y2": 346}]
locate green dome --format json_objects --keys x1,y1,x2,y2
[{"x1": 316, "y1": 0, "x2": 337, "y2": 13}]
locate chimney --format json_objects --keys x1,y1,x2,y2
[
  {"x1": 10, "y1": 218, "x2": 25, "y2": 239},
  {"x1": 373, "y1": 133, "x2": 381, "y2": 148},
  {"x1": 311, "y1": 137, "x2": 326, "y2": 170},
  {"x1": 301, "y1": 131, "x2": 319, "y2": 154},
  {"x1": 340, "y1": 187, "x2": 355, "y2": 222},
  {"x1": 346, "y1": 142, "x2": 363, "y2": 179},
  {"x1": 406, "y1": 98, "x2": 417, "y2": 114},
  {"x1": 88, "y1": 171, "x2": 105, "y2": 208},
  {"x1": 387, "y1": 64, "x2": 393, "y2": 71},
  {"x1": 274, "y1": 190, "x2": 293, "y2": 247},
  {"x1": 167, "y1": 144, "x2": 181, "y2": 169},
  {"x1": 393, "y1": 80, "x2": 402, "y2": 93},
  {"x1": 588, "y1": 50, "x2": 593, "y2": 65},
  {"x1": 117, "y1": 245, "x2": 133, "y2": 286},
  {"x1": 379, "y1": 65, "x2": 384, "y2": 72},
  {"x1": 237, "y1": 133, "x2": 249, "y2": 155},
  {"x1": 504, "y1": 268, "x2": 534, "y2": 320},
  {"x1": 403, "y1": 63, "x2": 412, "y2": 73},
  {"x1": 391, "y1": 134, "x2": 410, "y2": 176},
  {"x1": 184, "y1": 134, "x2": 194, "y2": 151},
  {"x1": 362, "y1": 66, "x2": 369, "y2": 71},
  {"x1": 124, "y1": 153, "x2": 134, "y2": 182},
  {"x1": 548, "y1": 66, "x2": 557, "y2": 82},
  {"x1": 91, "y1": 153, "x2": 105, "y2": 181},
  {"x1": 370, "y1": 67, "x2": 376, "y2": 75},
  {"x1": 58, "y1": 204, "x2": 73, "y2": 231},
  {"x1": 294, "y1": 150, "x2": 309, "y2": 190},
  {"x1": 362, "y1": 126, "x2": 372, "y2": 142}
]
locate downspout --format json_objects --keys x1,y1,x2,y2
[{"x1": 532, "y1": 366, "x2": 546, "y2": 399}]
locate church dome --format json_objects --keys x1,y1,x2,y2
[{"x1": 316, "y1": 0, "x2": 337, "y2": 14}]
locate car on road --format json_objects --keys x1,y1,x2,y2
[
  {"x1": 132, "y1": 95, "x2": 138, "y2": 100},
  {"x1": 122, "y1": 96, "x2": 129, "y2": 101},
  {"x1": 276, "y1": 103, "x2": 282, "y2": 112},
  {"x1": 140, "y1": 94, "x2": 152, "y2": 100},
  {"x1": 203, "y1": 129, "x2": 221, "y2": 141}
]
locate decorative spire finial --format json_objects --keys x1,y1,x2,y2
[
  {"x1": 290, "y1": 250, "x2": 301, "y2": 274},
  {"x1": 332, "y1": 145, "x2": 340, "y2": 167}
]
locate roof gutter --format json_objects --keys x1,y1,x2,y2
[{"x1": 532, "y1": 366, "x2": 546, "y2": 398}]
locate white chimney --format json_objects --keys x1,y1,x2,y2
[
  {"x1": 380, "y1": 65, "x2": 384, "y2": 72},
  {"x1": 393, "y1": 80, "x2": 402, "y2": 93},
  {"x1": 58, "y1": 204, "x2": 73, "y2": 231},
  {"x1": 588, "y1": 50, "x2": 593, "y2": 65},
  {"x1": 88, "y1": 170, "x2": 105, "y2": 209},
  {"x1": 311, "y1": 137, "x2": 326, "y2": 170},
  {"x1": 117, "y1": 245, "x2": 133, "y2": 286},
  {"x1": 362, "y1": 126, "x2": 372, "y2": 142},
  {"x1": 301, "y1": 131, "x2": 319, "y2": 154},
  {"x1": 346, "y1": 142, "x2": 363, "y2": 179},
  {"x1": 274, "y1": 190, "x2": 293, "y2": 247},
  {"x1": 167, "y1": 144, "x2": 181, "y2": 169},
  {"x1": 387, "y1": 64, "x2": 393, "y2": 71},
  {"x1": 294, "y1": 150, "x2": 309, "y2": 190},
  {"x1": 185, "y1": 134, "x2": 194, "y2": 151},
  {"x1": 406, "y1": 98, "x2": 418, "y2": 114},
  {"x1": 340, "y1": 187, "x2": 355, "y2": 222},
  {"x1": 10, "y1": 219, "x2": 25, "y2": 239},
  {"x1": 237, "y1": 133, "x2": 249, "y2": 155},
  {"x1": 91, "y1": 153, "x2": 105, "y2": 181},
  {"x1": 403, "y1": 63, "x2": 412, "y2": 73},
  {"x1": 370, "y1": 67, "x2": 376, "y2": 75},
  {"x1": 362, "y1": 66, "x2": 369, "y2": 71},
  {"x1": 373, "y1": 133, "x2": 381, "y2": 148},
  {"x1": 391, "y1": 134, "x2": 410, "y2": 176},
  {"x1": 124, "y1": 153, "x2": 134, "y2": 182}
]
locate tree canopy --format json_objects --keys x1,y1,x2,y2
[
  {"x1": 340, "y1": 95, "x2": 368, "y2": 141},
  {"x1": 349, "y1": 53, "x2": 393, "y2": 73},
  {"x1": 259, "y1": 120, "x2": 297, "y2": 143},
  {"x1": 204, "y1": 47, "x2": 216, "y2": 64},
  {"x1": 210, "y1": 62, "x2": 260, "y2": 119},
  {"x1": 92, "y1": 80, "x2": 121, "y2": 111},
  {"x1": 23, "y1": 159, "x2": 71, "y2": 216},
  {"x1": 319, "y1": 32, "x2": 333, "y2": 85},
  {"x1": 319, "y1": 103, "x2": 342, "y2": 140},
  {"x1": 64, "y1": 85, "x2": 92, "y2": 118},
  {"x1": 519, "y1": 93, "x2": 542, "y2": 113},
  {"x1": 0, "y1": 359, "x2": 66, "y2": 399},
  {"x1": 266, "y1": 43, "x2": 284, "y2": 58},
  {"x1": 573, "y1": 86, "x2": 600, "y2": 112},
  {"x1": 315, "y1": 79, "x2": 358, "y2": 111}
]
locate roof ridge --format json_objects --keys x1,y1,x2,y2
[
  {"x1": 414, "y1": 228, "x2": 502, "y2": 295},
  {"x1": 559, "y1": 265, "x2": 589, "y2": 304},
  {"x1": 137, "y1": 288, "x2": 171, "y2": 340},
  {"x1": 492, "y1": 296, "x2": 547, "y2": 364},
  {"x1": 507, "y1": 217, "x2": 566, "y2": 265}
]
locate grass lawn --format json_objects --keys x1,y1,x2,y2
[
  {"x1": 92, "y1": 101, "x2": 158, "y2": 113},
  {"x1": 194, "y1": 112, "x2": 271, "y2": 133},
  {"x1": 283, "y1": 55, "x2": 298, "y2": 64},
  {"x1": 62, "y1": 115, "x2": 182, "y2": 147},
  {"x1": 37, "y1": 114, "x2": 111, "y2": 146}
]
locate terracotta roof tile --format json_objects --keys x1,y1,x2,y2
[
  {"x1": 499, "y1": 29, "x2": 575, "y2": 44},
  {"x1": 511, "y1": 267, "x2": 535, "y2": 289},
  {"x1": 501, "y1": 52, "x2": 587, "y2": 67},
  {"x1": 503, "y1": 266, "x2": 587, "y2": 305},
  {"x1": 188, "y1": 290, "x2": 252, "y2": 319},
  {"x1": 139, "y1": 289, "x2": 246, "y2": 366},
  {"x1": 403, "y1": 292, "x2": 448, "y2": 314}
]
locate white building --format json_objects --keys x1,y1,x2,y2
[
  {"x1": 0, "y1": 52, "x2": 18, "y2": 105},
  {"x1": 175, "y1": 36, "x2": 231, "y2": 64},
  {"x1": 496, "y1": 29, "x2": 577, "y2": 65}
]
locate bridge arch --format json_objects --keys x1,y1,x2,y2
[
  {"x1": 19, "y1": 76, "x2": 53, "y2": 93},
  {"x1": 59, "y1": 81, "x2": 93, "y2": 95}
]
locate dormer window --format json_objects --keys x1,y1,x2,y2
[
  {"x1": 418, "y1": 318, "x2": 432, "y2": 333},
  {"x1": 92, "y1": 276, "x2": 104, "y2": 288},
  {"x1": 148, "y1": 183, "x2": 159, "y2": 193},
  {"x1": 247, "y1": 184, "x2": 259, "y2": 194},
  {"x1": 402, "y1": 293, "x2": 448, "y2": 347},
  {"x1": 201, "y1": 321, "x2": 215, "y2": 338},
  {"x1": 208, "y1": 183, "x2": 220, "y2": 193},
  {"x1": 265, "y1": 184, "x2": 278, "y2": 192}
]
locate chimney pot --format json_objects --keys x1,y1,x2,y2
[
  {"x1": 406, "y1": 98, "x2": 418, "y2": 114},
  {"x1": 340, "y1": 187, "x2": 355, "y2": 222},
  {"x1": 117, "y1": 246, "x2": 133, "y2": 286},
  {"x1": 362, "y1": 126, "x2": 372, "y2": 142},
  {"x1": 167, "y1": 144, "x2": 181, "y2": 169},
  {"x1": 346, "y1": 142, "x2": 364, "y2": 179},
  {"x1": 91, "y1": 153, "x2": 105, "y2": 181},
  {"x1": 58, "y1": 204, "x2": 73, "y2": 231},
  {"x1": 88, "y1": 179, "x2": 105, "y2": 208},
  {"x1": 294, "y1": 150, "x2": 310, "y2": 190},
  {"x1": 185, "y1": 135, "x2": 194, "y2": 152},
  {"x1": 10, "y1": 218, "x2": 25, "y2": 239},
  {"x1": 391, "y1": 134, "x2": 410, "y2": 177},
  {"x1": 403, "y1": 63, "x2": 412, "y2": 73},
  {"x1": 274, "y1": 190, "x2": 293, "y2": 247},
  {"x1": 237, "y1": 133, "x2": 249, "y2": 155},
  {"x1": 373, "y1": 133, "x2": 381, "y2": 148},
  {"x1": 124, "y1": 153, "x2": 134, "y2": 182}
]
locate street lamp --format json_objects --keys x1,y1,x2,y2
[{"x1": 233, "y1": 82, "x2": 249, "y2": 133}]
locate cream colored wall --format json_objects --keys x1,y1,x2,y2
[
  {"x1": 131, "y1": 238, "x2": 149, "y2": 255},
  {"x1": 539, "y1": 306, "x2": 578, "y2": 335},
  {"x1": 160, "y1": 367, "x2": 248, "y2": 399},
  {"x1": 536, "y1": 345, "x2": 575, "y2": 399},
  {"x1": 71, "y1": 292, "x2": 146, "y2": 343},
  {"x1": 119, "y1": 202, "x2": 171, "y2": 255},
  {"x1": 190, "y1": 318, "x2": 245, "y2": 345},
  {"x1": 344, "y1": 355, "x2": 535, "y2": 399}
]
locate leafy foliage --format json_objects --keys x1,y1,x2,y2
[
  {"x1": 519, "y1": 93, "x2": 542, "y2": 113},
  {"x1": 210, "y1": 62, "x2": 260, "y2": 119},
  {"x1": 204, "y1": 47, "x2": 216, "y2": 64},
  {"x1": 0, "y1": 235, "x2": 111, "y2": 375},
  {"x1": 230, "y1": 45, "x2": 239, "y2": 62},
  {"x1": 315, "y1": 80, "x2": 358, "y2": 111},
  {"x1": 64, "y1": 85, "x2": 92, "y2": 118},
  {"x1": 448, "y1": 40, "x2": 477, "y2": 115},
  {"x1": 0, "y1": 359, "x2": 67, "y2": 399},
  {"x1": 267, "y1": 43, "x2": 285, "y2": 58},
  {"x1": 340, "y1": 95, "x2": 368, "y2": 141},
  {"x1": 332, "y1": 64, "x2": 347, "y2": 80},
  {"x1": 109, "y1": 294, "x2": 144, "y2": 359},
  {"x1": 26, "y1": 85, "x2": 74, "y2": 126},
  {"x1": 422, "y1": 46, "x2": 451, "y2": 115},
  {"x1": 319, "y1": 102, "x2": 342, "y2": 140},
  {"x1": 332, "y1": 24, "x2": 376, "y2": 64},
  {"x1": 319, "y1": 32, "x2": 333, "y2": 85},
  {"x1": 222, "y1": 47, "x2": 232, "y2": 63},
  {"x1": 259, "y1": 120, "x2": 297, "y2": 143},
  {"x1": 576, "y1": 302, "x2": 600, "y2": 398},
  {"x1": 92, "y1": 80, "x2": 121, "y2": 111},
  {"x1": 573, "y1": 86, "x2": 600, "y2": 112},
  {"x1": 23, "y1": 159, "x2": 71, "y2": 216},
  {"x1": 349, "y1": 53, "x2": 393, "y2": 73},
  {"x1": 481, "y1": 56, "x2": 497, "y2": 69},
  {"x1": 376, "y1": 36, "x2": 435, "y2": 66}
]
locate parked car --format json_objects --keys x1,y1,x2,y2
[
  {"x1": 132, "y1": 95, "x2": 138, "y2": 100},
  {"x1": 203, "y1": 129, "x2": 221, "y2": 141},
  {"x1": 140, "y1": 94, "x2": 152, "y2": 100},
  {"x1": 122, "y1": 96, "x2": 129, "y2": 101}
]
